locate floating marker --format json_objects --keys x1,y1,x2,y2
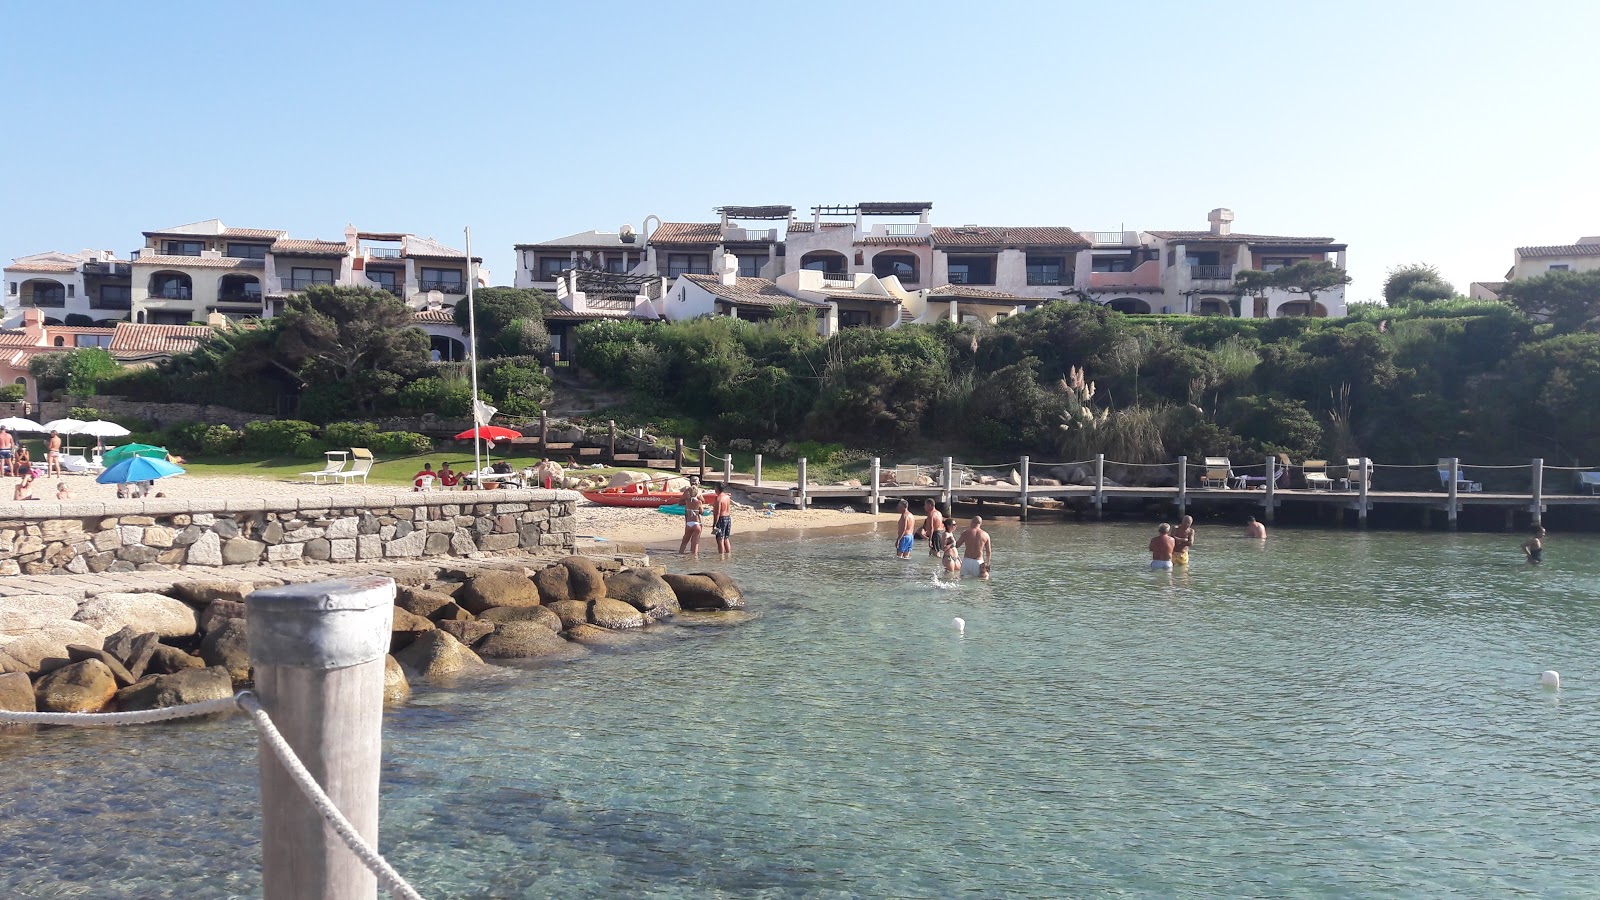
[
  {"x1": 1540, "y1": 670, "x2": 1560, "y2": 690},
  {"x1": 953, "y1": 617, "x2": 965, "y2": 634}
]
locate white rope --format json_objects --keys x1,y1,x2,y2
[{"x1": 0, "y1": 694, "x2": 240, "y2": 726}]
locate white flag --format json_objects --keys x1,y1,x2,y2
[{"x1": 474, "y1": 399, "x2": 498, "y2": 426}]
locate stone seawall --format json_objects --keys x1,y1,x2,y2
[{"x1": 0, "y1": 489, "x2": 579, "y2": 576}]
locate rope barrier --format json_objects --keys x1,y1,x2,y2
[
  {"x1": 0, "y1": 693, "x2": 426, "y2": 900},
  {"x1": 1545, "y1": 465, "x2": 1599, "y2": 471},
  {"x1": 1102, "y1": 460, "x2": 1177, "y2": 468}
]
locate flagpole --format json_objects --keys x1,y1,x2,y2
[{"x1": 465, "y1": 226, "x2": 482, "y2": 486}]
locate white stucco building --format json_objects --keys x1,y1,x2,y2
[{"x1": 1470, "y1": 235, "x2": 1600, "y2": 300}]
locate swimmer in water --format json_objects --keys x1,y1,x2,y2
[
  {"x1": 1149, "y1": 523, "x2": 1174, "y2": 570},
  {"x1": 1522, "y1": 525, "x2": 1545, "y2": 565},
  {"x1": 1171, "y1": 515, "x2": 1195, "y2": 566},
  {"x1": 941, "y1": 533, "x2": 960, "y2": 574},
  {"x1": 1245, "y1": 516, "x2": 1267, "y2": 539}
]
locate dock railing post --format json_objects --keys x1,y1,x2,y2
[
  {"x1": 698, "y1": 443, "x2": 707, "y2": 482},
  {"x1": 540, "y1": 411, "x2": 549, "y2": 454},
  {"x1": 942, "y1": 457, "x2": 955, "y2": 519},
  {"x1": 1094, "y1": 453, "x2": 1105, "y2": 519},
  {"x1": 1532, "y1": 457, "x2": 1544, "y2": 527},
  {"x1": 1177, "y1": 455, "x2": 1187, "y2": 517},
  {"x1": 607, "y1": 420, "x2": 616, "y2": 462},
  {"x1": 870, "y1": 457, "x2": 881, "y2": 515},
  {"x1": 723, "y1": 453, "x2": 733, "y2": 487},
  {"x1": 1263, "y1": 455, "x2": 1276, "y2": 522},
  {"x1": 1019, "y1": 456, "x2": 1030, "y2": 522},
  {"x1": 1447, "y1": 457, "x2": 1460, "y2": 529},
  {"x1": 246, "y1": 577, "x2": 394, "y2": 900},
  {"x1": 674, "y1": 438, "x2": 683, "y2": 472},
  {"x1": 754, "y1": 454, "x2": 763, "y2": 487},
  {"x1": 1358, "y1": 456, "x2": 1370, "y2": 527},
  {"x1": 796, "y1": 457, "x2": 808, "y2": 509}
]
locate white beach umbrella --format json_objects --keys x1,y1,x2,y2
[
  {"x1": 0, "y1": 417, "x2": 43, "y2": 432},
  {"x1": 75, "y1": 420, "x2": 131, "y2": 439},
  {"x1": 42, "y1": 418, "x2": 88, "y2": 434}
]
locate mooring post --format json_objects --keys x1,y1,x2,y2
[
  {"x1": 1532, "y1": 457, "x2": 1544, "y2": 527},
  {"x1": 607, "y1": 420, "x2": 616, "y2": 462},
  {"x1": 674, "y1": 438, "x2": 683, "y2": 472},
  {"x1": 1176, "y1": 455, "x2": 1187, "y2": 517},
  {"x1": 1019, "y1": 455, "x2": 1030, "y2": 522},
  {"x1": 796, "y1": 457, "x2": 808, "y2": 509},
  {"x1": 1358, "y1": 456, "x2": 1370, "y2": 528},
  {"x1": 246, "y1": 577, "x2": 394, "y2": 900},
  {"x1": 539, "y1": 411, "x2": 549, "y2": 454},
  {"x1": 698, "y1": 444, "x2": 707, "y2": 482},
  {"x1": 1093, "y1": 453, "x2": 1105, "y2": 519},
  {"x1": 1263, "y1": 455, "x2": 1276, "y2": 523},
  {"x1": 1446, "y1": 457, "x2": 1460, "y2": 530},
  {"x1": 870, "y1": 457, "x2": 881, "y2": 515},
  {"x1": 942, "y1": 457, "x2": 955, "y2": 519},
  {"x1": 753, "y1": 454, "x2": 763, "y2": 487},
  {"x1": 722, "y1": 453, "x2": 733, "y2": 487}
]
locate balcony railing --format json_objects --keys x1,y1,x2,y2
[
  {"x1": 1190, "y1": 265, "x2": 1233, "y2": 280},
  {"x1": 24, "y1": 294, "x2": 67, "y2": 308},
  {"x1": 83, "y1": 261, "x2": 132, "y2": 277},
  {"x1": 149, "y1": 287, "x2": 193, "y2": 300},
  {"x1": 947, "y1": 272, "x2": 996, "y2": 285},
  {"x1": 280, "y1": 278, "x2": 331, "y2": 292},
  {"x1": 367, "y1": 247, "x2": 403, "y2": 259},
  {"x1": 216, "y1": 291, "x2": 263, "y2": 305},
  {"x1": 1091, "y1": 231, "x2": 1128, "y2": 245},
  {"x1": 1026, "y1": 273, "x2": 1066, "y2": 286},
  {"x1": 91, "y1": 297, "x2": 132, "y2": 310},
  {"x1": 418, "y1": 279, "x2": 465, "y2": 294},
  {"x1": 366, "y1": 280, "x2": 405, "y2": 297},
  {"x1": 883, "y1": 224, "x2": 921, "y2": 236},
  {"x1": 162, "y1": 247, "x2": 203, "y2": 257}
]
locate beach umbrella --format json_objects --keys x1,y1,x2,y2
[
  {"x1": 42, "y1": 418, "x2": 87, "y2": 434},
  {"x1": 95, "y1": 455, "x2": 184, "y2": 485},
  {"x1": 454, "y1": 426, "x2": 521, "y2": 442},
  {"x1": 76, "y1": 421, "x2": 131, "y2": 439},
  {"x1": 0, "y1": 417, "x2": 43, "y2": 433},
  {"x1": 102, "y1": 443, "x2": 168, "y2": 464}
]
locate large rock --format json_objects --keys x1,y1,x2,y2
[
  {"x1": 383, "y1": 655, "x2": 410, "y2": 705},
  {"x1": 435, "y1": 620, "x2": 495, "y2": 646},
  {"x1": 478, "y1": 605, "x2": 563, "y2": 633},
  {"x1": 0, "y1": 651, "x2": 29, "y2": 675},
  {"x1": 459, "y1": 571, "x2": 541, "y2": 613},
  {"x1": 432, "y1": 602, "x2": 473, "y2": 621},
  {"x1": 116, "y1": 666, "x2": 234, "y2": 712},
  {"x1": 199, "y1": 619, "x2": 251, "y2": 683},
  {"x1": 102, "y1": 628, "x2": 162, "y2": 680},
  {"x1": 603, "y1": 569, "x2": 680, "y2": 614},
  {"x1": 65, "y1": 645, "x2": 137, "y2": 687},
  {"x1": 560, "y1": 556, "x2": 607, "y2": 602},
  {"x1": 186, "y1": 531, "x2": 223, "y2": 567},
  {"x1": 0, "y1": 672, "x2": 37, "y2": 713},
  {"x1": 394, "y1": 630, "x2": 482, "y2": 679},
  {"x1": 0, "y1": 595, "x2": 79, "y2": 636},
  {"x1": 0, "y1": 621, "x2": 105, "y2": 675},
  {"x1": 589, "y1": 598, "x2": 645, "y2": 630},
  {"x1": 395, "y1": 587, "x2": 456, "y2": 620},
  {"x1": 198, "y1": 599, "x2": 247, "y2": 635},
  {"x1": 663, "y1": 573, "x2": 747, "y2": 611},
  {"x1": 148, "y1": 643, "x2": 205, "y2": 675},
  {"x1": 532, "y1": 565, "x2": 572, "y2": 603},
  {"x1": 74, "y1": 592, "x2": 199, "y2": 640},
  {"x1": 35, "y1": 659, "x2": 118, "y2": 713},
  {"x1": 545, "y1": 600, "x2": 591, "y2": 630},
  {"x1": 565, "y1": 623, "x2": 646, "y2": 647},
  {"x1": 221, "y1": 538, "x2": 266, "y2": 565},
  {"x1": 390, "y1": 608, "x2": 436, "y2": 652},
  {"x1": 170, "y1": 580, "x2": 254, "y2": 608},
  {"x1": 474, "y1": 622, "x2": 587, "y2": 661}
]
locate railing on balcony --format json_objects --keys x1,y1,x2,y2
[
  {"x1": 216, "y1": 291, "x2": 264, "y2": 305},
  {"x1": 1026, "y1": 272, "x2": 1066, "y2": 286},
  {"x1": 418, "y1": 279, "x2": 465, "y2": 293},
  {"x1": 365, "y1": 279, "x2": 405, "y2": 297},
  {"x1": 1190, "y1": 265, "x2": 1233, "y2": 280},
  {"x1": 1091, "y1": 231, "x2": 1128, "y2": 245},
  {"x1": 24, "y1": 294, "x2": 67, "y2": 308},
  {"x1": 91, "y1": 297, "x2": 132, "y2": 310},
  {"x1": 367, "y1": 247, "x2": 403, "y2": 259},
  {"x1": 162, "y1": 247, "x2": 203, "y2": 257},
  {"x1": 149, "y1": 287, "x2": 193, "y2": 300},
  {"x1": 820, "y1": 272, "x2": 854, "y2": 285},
  {"x1": 83, "y1": 261, "x2": 132, "y2": 277},
  {"x1": 883, "y1": 224, "x2": 921, "y2": 236},
  {"x1": 947, "y1": 272, "x2": 996, "y2": 286}
]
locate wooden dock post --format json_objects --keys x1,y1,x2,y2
[
  {"x1": 1093, "y1": 454, "x2": 1105, "y2": 519},
  {"x1": 539, "y1": 411, "x2": 549, "y2": 454},
  {"x1": 722, "y1": 453, "x2": 732, "y2": 487},
  {"x1": 607, "y1": 420, "x2": 616, "y2": 462},
  {"x1": 754, "y1": 454, "x2": 763, "y2": 487},
  {"x1": 1532, "y1": 457, "x2": 1544, "y2": 527},
  {"x1": 674, "y1": 438, "x2": 683, "y2": 472},
  {"x1": 246, "y1": 577, "x2": 394, "y2": 900},
  {"x1": 942, "y1": 457, "x2": 954, "y2": 519},
  {"x1": 1263, "y1": 455, "x2": 1276, "y2": 523},
  {"x1": 1019, "y1": 456, "x2": 1030, "y2": 522},
  {"x1": 698, "y1": 443, "x2": 707, "y2": 482},
  {"x1": 796, "y1": 457, "x2": 808, "y2": 509},
  {"x1": 1446, "y1": 457, "x2": 1460, "y2": 530},
  {"x1": 1358, "y1": 456, "x2": 1370, "y2": 528},
  {"x1": 1176, "y1": 455, "x2": 1187, "y2": 517},
  {"x1": 870, "y1": 457, "x2": 881, "y2": 515}
]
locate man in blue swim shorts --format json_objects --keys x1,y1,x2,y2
[
  {"x1": 894, "y1": 499, "x2": 915, "y2": 559},
  {"x1": 1149, "y1": 523, "x2": 1175, "y2": 570}
]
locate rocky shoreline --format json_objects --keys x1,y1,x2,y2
[{"x1": 0, "y1": 555, "x2": 746, "y2": 720}]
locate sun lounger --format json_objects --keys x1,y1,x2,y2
[
  {"x1": 302, "y1": 450, "x2": 349, "y2": 484},
  {"x1": 1437, "y1": 459, "x2": 1481, "y2": 493},
  {"x1": 1341, "y1": 458, "x2": 1371, "y2": 491},
  {"x1": 1200, "y1": 457, "x2": 1233, "y2": 489},
  {"x1": 332, "y1": 448, "x2": 373, "y2": 485},
  {"x1": 1579, "y1": 471, "x2": 1600, "y2": 495},
  {"x1": 1303, "y1": 460, "x2": 1334, "y2": 491}
]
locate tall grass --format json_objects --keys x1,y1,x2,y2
[{"x1": 1211, "y1": 335, "x2": 1260, "y2": 385}]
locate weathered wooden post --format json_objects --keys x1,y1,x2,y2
[
  {"x1": 870, "y1": 457, "x2": 881, "y2": 515},
  {"x1": 247, "y1": 577, "x2": 394, "y2": 900},
  {"x1": 1093, "y1": 453, "x2": 1105, "y2": 519},
  {"x1": 1263, "y1": 455, "x2": 1276, "y2": 523},
  {"x1": 796, "y1": 457, "x2": 808, "y2": 509},
  {"x1": 1358, "y1": 456, "x2": 1370, "y2": 528},
  {"x1": 1532, "y1": 457, "x2": 1544, "y2": 527},
  {"x1": 539, "y1": 411, "x2": 549, "y2": 454},
  {"x1": 942, "y1": 457, "x2": 955, "y2": 519},
  {"x1": 1446, "y1": 457, "x2": 1460, "y2": 530},
  {"x1": 1176, "y1": 455, "x2": 1187, "y2": 518},
  {"x1": 674, "y1": 438, "x2": 683, "y2": 472},
  {"x1": 753, "y1": 454, "x2": 763, "y2": 487},
  {"x1": 1019, "y1": 456, "x2": 1030, "y2": 522},
  {"x1": 607, "y1": 420, "x2": 616, "y2": 462},
  {"x1": 722, "y1": 452, "x2": 733, "y2": 486},
  {"x1": 698, "y1": 444, "x2": 707, "y2": 482}
]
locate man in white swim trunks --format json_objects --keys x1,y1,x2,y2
[
  {"x1": 954, "y1": 516, "x2": 991, "y2": 579},
  {"x1": 1149, "y1": 523, "x2": 1175, "y2": 569}
]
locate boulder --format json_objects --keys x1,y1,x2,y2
[
  {"x1": 589, "y1": 598, "x2": 645, "y2": 630},
  {"x1": 0, "y1": 651, "x2": 29, "y2": 676},
  {"x1": 459, "y1": 571, "x2": 541, "y2": 613},
  {"x1": 559, "y1": 556, "x2": 607, "y2": 602},
  {"x1": 383, "y1": 655, "x2": 410, "y2": 705},
  {"x1": 199, "y1": 619, "x2": 251, "y2": 683},
  {"x1": 0, "y1": 594, "x2": 79, "y2": 636},
  {"x1": 395, "y1": 587, "x2": 456, "y2": 620},
  {"x1": 148, "y1": 643, "x2": 205, "y2": 675},
  {"x1": 565, "y1": 623, "x2": 646, "y2": 647},
  {"x1": 116, "y1": 666, "x2": 234, "y2": 712},
  {"x1": 0, "y1": 672, "x2": 37, "y2": 712},
  {"x1": 545, "y1": 599, "x2": 591, "y2": 630},
  {"x1": 390, "y1": 608, "x2": 436, "y2": 652},
  {"x1": 198, "y1": 599, "x2": 247, "y2": 635},
  {"x1": 432, "y1": 602, "x2": 474, "y2": 621},
  {"x1": 73, "y1": 592, "x2": 199, "y2": 640},
  {"x1": 35, "y1": 659, "x2": 118, "y2": 713},
  {"x1": 65, "y1": 645, "x2": 137, "y2": 687},
  {"x1": 532, "y1": 565, "x2": 572, "y2": 603},
  {"x1": 170, "y1": 580, "x2": 255, "y2": 608},
  {"x1": 394, "y1": 630, "x2": 482, "y2": 679},
  {"x1": 435, "y1": 620, "x2": 495, "y2": 646},
  {"x1": 102, "y1": 628, "x2": 163, "y2": 679},
  {"x1": 474, "y1": 622, "x2": 587, "y2": 661},
  {"x1": 0, "y1": 621, "x2": 105, "y2": 675},
  {"x1": 478, "y1": 605, "x2": 563, "y2": 633},
  {"x1": 221, "y1": 538, "x2": 266, "y2": 565},
  {"x1": 603, "y1": 569, "x2": 680, "y2": 614},
  {"x1": 663, "y1": 573, "x2": 747, "y2": 611}
]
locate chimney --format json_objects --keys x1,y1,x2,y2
[
  {"x1": 22, "y1": 307, "x2": 44, "y2": 339},
  {"x1": 206, "y1": 311, "x2": 228, "y2": 328},
  {"x1": 344, "y1": 224, "x2": 359, "y2": 250},
  {"x1": 719, "y1": 252, "x2": 738, "y2": 286},
  {"x1": 1208, "y1": 208, "x2": 1234, "y2": 236}
]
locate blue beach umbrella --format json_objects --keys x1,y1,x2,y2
[{"x1": 96, "y1": 455, "x2": 185, "y2": 485}]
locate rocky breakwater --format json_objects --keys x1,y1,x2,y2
[{"x1": 0, "y1": 559, "x2": 745, "y2": 720}]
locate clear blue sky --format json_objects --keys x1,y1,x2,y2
[{"x1": 3, "y1": 1, "x2": 1596, "y2": 303}]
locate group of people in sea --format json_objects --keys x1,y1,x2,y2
[
  {"x1": 677, "y1": 476, "x2": 734, "y2": 560},
  {"x1": 895, "y1": 499, "x2": 991, "y2": 579}
]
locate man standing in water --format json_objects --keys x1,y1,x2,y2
[
  {"x1": 1523, "y1": 525, "x2": 1545, "y2": 565},
  {"x1": 1245, "y1": 517, "x2": 1267, "y2": 539},
  {"x1": 1171, "y1": 515, "x2": 1196, "y2": 566},
  {"x1": 917, "y1": 498, "x2": 946, "y2": 559},
  {"x1": 954, "y1": 516, "x2": 991, "y2": 579},
  {"x1": 712, "y1": 482, "x2": 734, "y2": 559},
  {"x1": 1149, "y1": 523, "x2": 1175, "y2": 569},
  {"x1": 894, "y1": 500, "x2": 915, "y2": 559}
]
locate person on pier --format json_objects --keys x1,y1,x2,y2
[
  {"x1": 1171, "y1": 515, "x2": 1196, "y2": 566},
  {"x1": 1149, "y1": 523, "x2": 1175, "y2": 570},
  {"x1": 917, "y1": 498, "x2": 946, "y2": 559},
  {"x1": 1523, "y1": 526, "x2": 1545, "y2": 565}
]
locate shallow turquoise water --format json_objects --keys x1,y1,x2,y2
[{"x1": 4, "y1": 522, "x2": 1600, "y2": 898}]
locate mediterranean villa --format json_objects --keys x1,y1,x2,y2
[
  {"x1": 1470, "y1": 235, "x2": 1600, "y2": 300},
  {"x1": 514, "y1": 203, "x2": 1349, "y2": 350}
]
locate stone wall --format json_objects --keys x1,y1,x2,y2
[{"x1": 0, "y1": 489, "x2": 579, "y2": 576}]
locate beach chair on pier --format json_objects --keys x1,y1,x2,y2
[
  {"x1": 1437, "y1": 459, "x2": 1481, "y2": 493},
  {"x1": 332, "y1": 448, "x2": 374, "y2": 485},
  {"x1": 1341, "y1": 458, "x2": 1371, "y2": 492},
  {"x1": 1580, "y1": 471, "x2": 1600, "y2": 495},
  {"x1": 1199, "y1": 457, "x2": 1233, "y2": 489},
  {"x1": 301, "y1": 450, "x2": 349, "y2": 484},
  {"x1": 1302, "y1": 460, "x2": 1334, "y2": 491}
]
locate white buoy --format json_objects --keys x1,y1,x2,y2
[
  {"x1": 953, "y1": 617, "x2": 965, "y2": 635},
  {"x1": 1541, "y1": 670, "x2": 1561, "y2": 690}
]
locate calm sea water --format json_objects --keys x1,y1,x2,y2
[{"x1": 4, "y1": 522, "x2": 1600, "y2": 898}]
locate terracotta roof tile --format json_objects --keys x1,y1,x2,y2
[
  {"x1": 2, "y1": 261, "x2": 78, "y2": 273},
  {"x1": 648, "y1": 222, "x2": 722, "y2": 245},
  {"x1": 929, "y1": 284, "x2": 1033, "y2": 302},
  {"x1": 1517, "y1": 243, "x2": 1600, "y2": 259},
  {"x1": 681, "y1": 274, "x2": 828, "y2": 309},
  {"x1": 108, "y1": 323, "x2": 214, "y2": 354},
  {"x1": 817, "y1": 290, "x2": 901, "y2": 302},
  {"x1": 132, "y1": 255, "x2": 266, "y2": 269},
  {"x1": 1145, "y1": 230, "x2": 1344, "y2": 248},
  {"x1": 413, "y1": 308, "x2": 457, "y2": 324},
  {"x1": 859, "y1": 236, "x2": 928, "y2": 245},
  {"x1": 785, "y1": 222, "x2": 852, "y2": 234},
  {"x1": 931, "y1": 227, "x2": 1090, "y2": 249},
  {"x1": 0, "y1": 331, "x2": 39, "y2": 348},
  {"x1": 544, "y1": 308, "x2": 657, "y2": 321},
  {"x1": 222, "y1": 228, "x2": 287, "y2": 239},
  {"x1": 270, "y1": 239, "x2": 351, "y2": 256}
]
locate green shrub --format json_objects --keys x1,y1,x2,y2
[
  {"x1": 375, "y1": 431, "x2": 434, "y2": 455},
  {"x1": 160, "y1": 422, "x2": 213, "y2": 453},
  {"x1": 242, "y1": 419, "x2": 322, "y2": 456},
  {"x1": 297, "y1": 384, "x2": 354, "y2": 423},
  {"x1": 482, "y1": 358, "x2": 551, "y2": 418},
  {"x1": 397, "y1": 376, "x2": 473, "y2": 418},
  {"x1": 323, "y1": 422, "x2": 383, "y2": 449},
  {"x1": 67, "y1": 406, "x2": 102, "y2": 421},
  {"x1": 785, "y1": 441, "x2": 845, "y2": 462},
  {"x1": 201, "y1": 424, "x2": 242, "y2": 455},
  {"x1": 0, "y1": 384, "x2": 26, "y2": 403}
]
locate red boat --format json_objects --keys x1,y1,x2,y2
[{"x1": 580, "y1": 488, "x2": 683, "y2": 508}]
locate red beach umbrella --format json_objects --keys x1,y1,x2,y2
[{"x1": 455, "y1": 426, "x2": 521, "y2": 442}]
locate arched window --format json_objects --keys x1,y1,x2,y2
[
  {"x1": 1196, "y1": 297, "x2": 1232, "y2": 317},
  {"x1": 148, "y1": 271, "x2": 192, "y2": 300},
  {"x1": 52, "y1": 337, "x2": 65, "y2": 347},
  {"x1": 800, "y1": 251, "x2": 848, "y2": 276},
  {"x1": 871, "y1": 252, "x2": 918, "y2": 284}
]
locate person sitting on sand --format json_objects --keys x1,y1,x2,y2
[
  {"x1": 55, "y1": 482, "x2": 71, "y2": 501},
  {"x1": 1245, "y1": 517, "x2": 1267, "y2": 539},
  {"x1": 917, "y1": 499, "x2": 946, "y2": 559},
  {"x1": 1171, "y1": 515, "x2": 1196, "y2": 566},
  {"x1": 1149, "y1": 523, "x2": 1175, "y2": 570},
  {"x1": 15, "y1": 446, "x2": 31, "y2": 477},
  {"x1": 1523, "y1": 525, "x2": 1545, "y2": 565},
  {"x1": 894, "y1": 499, "x2": 915, "y2": 559},
  {"x1": 413, "y1": 462, "x2": 435, "y2": 491},
  {"x1": 954, "y1": 516, "x2": 992, "y2": 579},
  {"x1": 14, "y1": 475, "x2": 35, "y2": 502}
]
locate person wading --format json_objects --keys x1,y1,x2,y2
[
  {"x1": 712, "y1": 482, "x2": 734, "y2": 559},
  {"x1": 1171, "y1": 515, "x2": 1196, "y2": 566},
  {"x1": 894, "y1": 500, "x2": 915, "y2": 559},
  {"x1": 954, "y1": 516, "x2": 992, "y2": 579},
  {"x1": 678, "y1": 477, "x2": 703, "y2": 558},
  {"x1": 1149, "y1": 523, "x2": 1175, "y2": 570},
  {"x1": 917, "y1": 498, "x2": 946, "y2": 559}
]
